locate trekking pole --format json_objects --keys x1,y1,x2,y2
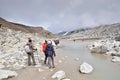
[{"x1": 36, "y1": 50, "x2": 41, "y2": 64}]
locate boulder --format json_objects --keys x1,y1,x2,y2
[
  {"x1": 12, "y1": 62, "x2": 26, "y2": 70},
  {"x1": 115, "y1": 36, "x2": 120, "y2": 41},
  {"x1": 0, "y1": 70, "x2": 17, "y2": 79},
  {"x1": 0, "y1": 64, "x2": 5, "y2": 69},
  {"x1": 112, "y1": 56, "x2": 120, "y2": 62},
  {"x1": 52, "y1": 70, "x2": 66, "y2": 80},
  {"x1": 90, "y1": 46, "x2": 107, "y2": 53},
  {"x1": 80, "y1": 62, "x2": 94, "y2": 74}
]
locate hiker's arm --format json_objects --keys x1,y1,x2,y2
[{"x1": 30, "y1": 44, "x2": 37, "y2": 51}]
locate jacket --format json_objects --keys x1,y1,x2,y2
[
  {"x1": 42, "y1": 43, "x2": 47, "y2": 52},
  {"x1": 46, "y1": 44, "x2": 55, "y2": 57}
]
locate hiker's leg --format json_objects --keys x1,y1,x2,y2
[
  {"x1": 27, "y1": 53, "x2": 31, "y2": 66},
  {"x1": 51, "y1": 56, "x2": 55, "y2": 68},
  {"x1": 48, "y1": 57, "x2": 52, "y2": 68},
  {"x1": 31, "y1": 53, "x2": 36, "y2": 65},
  {"x1": 44, "y1": 53, "x2": 47, "y2": 64}
]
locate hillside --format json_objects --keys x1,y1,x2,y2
[
  {"x1": 0, "y1": 17, "x2": 57, "y2": 38},
  {"x1": 59, "y1": 23, "x2": 120, "y2": 39}
]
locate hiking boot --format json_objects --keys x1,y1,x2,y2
[
  {"x1": 33, "y1": 63, "x2": 36, "y2": 66},
  {"x1": 52, "y1": 66, "x2": 55, "y2": 68},
  {"x1": 28, "y1": 64, "x2": 31, "y2": 66},
  {"x1": 49, "y1": 66, "x2": 52, "y2": 69}
]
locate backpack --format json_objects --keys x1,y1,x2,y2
[
  {"x1": 24, "y1": 44, "x2": 31, "y2": 53},
  {"x1": 46, "y1": 44, "x2": 54, "y2": 56},
  {"x1": 42, "y1": 43, "x2": 47, "y2": 52}
]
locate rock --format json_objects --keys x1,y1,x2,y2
[
  {"x1": 0, "y1": 59, "x2": 6, "y2": 64},
  {"x1": 115, "y1": 36, "x2": 120, "y2": 41},
  {"x1": 12, "y1": 62, "x2": 26, "y2": 70},
  {"x1": 75, "y1": 58, "x2": 79, "y2": 61},
  {"x1": 0, "y1": 64, "x2": 5, "y2": 69},
  {"x1": 0, "y1": 27, "x2": 47, "y2": 72},
  {"x1": 38, "y1": 68, "x2": 44, "y2": 72},
  {"x1": 111, "y1": 53, "x2": 120, "y2": 57},
  {"x1": 106, "y1": 50, "x2": 117, "y2": 55},
  {"x1": 52, "y1": 70, "x2": 66, "y2": 80},
  {"x1": 89, "y1": 40, "x2": 120, "y2": 58},
  {"x1": 90, "y1": 46, "x2": 107, "y2": 53},
  {"x1": 0, "y1": 70, "x2": 17, "y2": 79},
  {"x1": 35, "y1": 64, "x2": 41, "y2": 68},
  {"x1": 112, "y1": 56, "x2": 120, "y2": 62},
  {"x1": 62, "y1": 79, "x2": 70, "y2": 80},
  {"x1": 80, "y1": 62, "x2": 94, "y2": 74},
  {"x1": 58, "y1": 60, "x2": 62, "y2": 63}
]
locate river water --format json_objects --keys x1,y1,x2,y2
[{"x1": 58, "y1": 40, "x2": 120, "y2": 80}]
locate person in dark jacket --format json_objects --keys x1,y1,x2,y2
[{"x1": 46, "y1": 40, "x2": 56, "y2": 69}]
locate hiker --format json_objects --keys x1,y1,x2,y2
[
  {"x1": 73, "y1": 39, "x2": 76, "y2": 42},
  {"x1": 41, "y1": 40, "x2": 48, "y2": 64},
  {"x1": 54, "y1": 40, "x2": 59, "y2": 46},
  {"x1": 0, "y1": 24, "x2": 2, "y2": 28},
  {"x1": 53, "y1": 39, "x2": 60, "y2": 49},
  {"x1": 25, "y1": 38, "x2": 37, "y2": 66},
  {"x1": 46, "y1": 40, "x2": 56, "y2": 69}
]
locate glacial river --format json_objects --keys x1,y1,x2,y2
[{"x1": 59, "y1": 40, "x2": 120, "y2": 80}]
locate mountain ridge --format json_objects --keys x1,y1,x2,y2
[
  {"x1": 58, "y1": 23, "x2": 120, "y2": 39},
  {"x1": 0, "y1": 17, "x2": 57, "y2": 38}
]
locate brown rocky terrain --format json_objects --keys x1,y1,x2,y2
[{"x1": 0, "y1": 17, "x2": 57, "y2": 38}]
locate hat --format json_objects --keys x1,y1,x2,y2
[{"x1": 47, "y1": 40, "x2": 52, "y2": 44}]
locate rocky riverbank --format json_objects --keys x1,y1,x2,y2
[
  {"x1": 88, "y1": 39, "x2": 120, "y2": 62},
  {"x1": 0, "y1": 27, "x2": 45, "y2": 79}
]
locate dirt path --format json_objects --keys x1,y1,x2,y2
[{"x1": 9, "y1": 46, "x2": 80, "y2": 80}]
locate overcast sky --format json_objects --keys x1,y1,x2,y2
[{"x1": 0, "y1": 0, "x2": 120, "y2": 33}]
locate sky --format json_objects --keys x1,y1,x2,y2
[{"x1": 0, "y1": 0, "x2": 120, "y2": 33}]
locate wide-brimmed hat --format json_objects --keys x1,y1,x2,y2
[{"x1": 47, "y1": 40, "x2": 52, "y2": 44}]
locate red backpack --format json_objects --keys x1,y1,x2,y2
[{"x1": 42, "y1": 43, "x2": 47, "y2": 52}]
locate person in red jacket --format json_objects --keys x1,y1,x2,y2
[{"x1": 42, "y1": 40, "x2": 48, "y2": 64}]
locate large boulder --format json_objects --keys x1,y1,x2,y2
[
  {"x1": 52, "y1": 70, "x2": 66, "y2": 80},
  {"x1": 80, "y1": 62, "x2": 94, "y2": 74},
  {"x1": 90, "y1": 46, "x2": 107, "y2": 53}
]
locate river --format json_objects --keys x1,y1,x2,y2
[{"x1": 58, "y1": 40, "x2": 120, "y2": 80}]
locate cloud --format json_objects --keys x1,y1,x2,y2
[
  {"x1": 0, "y1": 0, "x2": 120, "y2": 33},
  {"x1": 79, "y1": 13, "x2": 98, "y2": 27}
]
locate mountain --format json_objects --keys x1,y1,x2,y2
[
  {"x1": 58, "y1": 23, "x2": 120, "y2": 39},
  {"x1": 0, "y1": 17, "x2": 57, "y2": 38},
  {"x1": 58, "y1": 28, "x2": 89, "y2": 36}
]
